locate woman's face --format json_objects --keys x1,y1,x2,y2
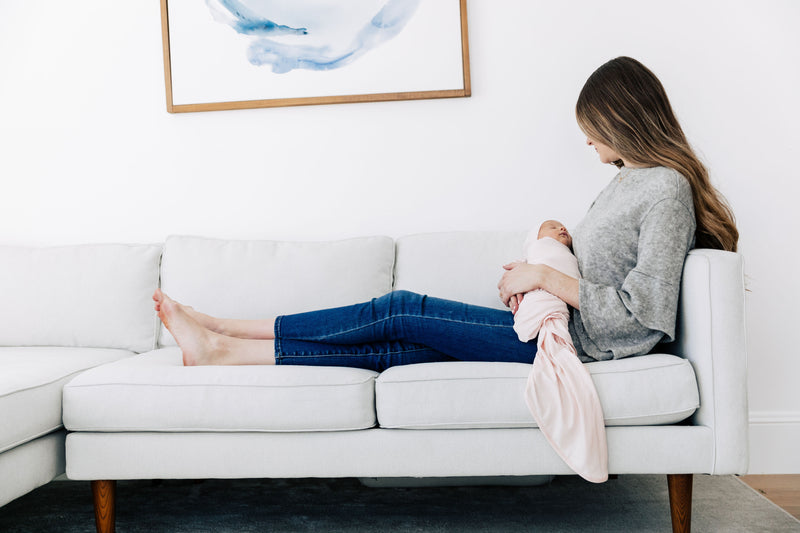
[{"x1": 586, "y1": 137, "x2": 622, "y2": 165}]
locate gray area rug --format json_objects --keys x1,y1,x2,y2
[{"x1": 1, "y1": 475, "x2": 798, "y2": 532}]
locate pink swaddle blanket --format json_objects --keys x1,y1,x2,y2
[{"x1": 513, "y1": 234, "x2": 608, "y2": 483}]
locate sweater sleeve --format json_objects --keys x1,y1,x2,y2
[{"x1": 576, "y1": 198, "x2": 695, "y2": 358}]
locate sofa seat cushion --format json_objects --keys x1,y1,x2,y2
[
  {"x1": 375, "y1": 354, "x2": 699, "y2": 429},
  {"x1": 0, "y1": 347, "x2": 134, "y2": 453},
  {"x1": 63, "y1": 348, "x2": 378, "y2": 432}
]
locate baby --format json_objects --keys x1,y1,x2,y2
[
  {"x1": 513, "y1": 220, "x2": 580, "y2": 342},
  {"x1": 514, "y1": 220, "x2": 608, "y2": 483}
]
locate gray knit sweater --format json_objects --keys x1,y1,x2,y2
[{"x1": 569, "y1": 166, "x2": 696, "y2": 362}]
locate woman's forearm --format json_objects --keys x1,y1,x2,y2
[
  {"x1": 541, "y1": 266, "x2": 580, "y2": 310},
  {"x1": 499, "y1": 263, "x2": 580, "y2": 311}
]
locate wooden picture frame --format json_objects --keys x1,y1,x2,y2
[{"x1": 160, "y1": 0, "x2": 471, "y2": 113}]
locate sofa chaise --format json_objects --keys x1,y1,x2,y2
[{"x1": 1, "y1": 232, "x2": 748, "y2": 533}]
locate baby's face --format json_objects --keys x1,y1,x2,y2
[{"x1": 538, "y1": 220, "x2": 573, "y2": 248}]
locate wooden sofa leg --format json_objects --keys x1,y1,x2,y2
[
  {"x1": 91, "y1": 480, "x2": 116, "y2": 533},
  {"x1": 667, "y1": 474, "x2": 693, "y2": 533}
]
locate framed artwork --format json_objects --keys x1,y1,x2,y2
[{"x1": 160, "y1": 0, "x2": 471, "y2": 113}]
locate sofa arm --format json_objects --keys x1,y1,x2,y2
[{"x1": 671, "y1": 249, "x2": 748, "y2": 474}]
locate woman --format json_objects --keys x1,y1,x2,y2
[{"x1": 155, "y1": 56, "x2": 738, "y2": 369}]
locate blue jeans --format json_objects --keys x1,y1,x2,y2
[{"x1": 273, "y1": 290, "x2": 537, "y2": 372}]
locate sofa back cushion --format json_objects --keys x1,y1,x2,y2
[
  {"x1": 0, "y1": 244, "x2": 162, "y2": 352},
  {"x1": 158, "y1": 235, "x2": 395, "y2": 346},
  {"x1": 394, "y1": 231, "x2": 526, "y2": 310}
]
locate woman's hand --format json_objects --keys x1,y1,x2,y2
[
  {"x1": 499, "y1": 262, "x2": 581, "y2": 311},
  {"x1": 498, "y1": 262, "x2": 545, "y2": 309}
]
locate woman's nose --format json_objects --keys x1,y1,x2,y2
[{"x1": 586, "y1": 138, "x2": 593, "y2": 146}]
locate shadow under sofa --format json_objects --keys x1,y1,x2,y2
[{"x1": 4, "y1": 232, "x2": 749, "y2": 533}]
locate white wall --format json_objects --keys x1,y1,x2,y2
[{"x1": 1, "y1": 1, "x2": 798, "y2": 473}]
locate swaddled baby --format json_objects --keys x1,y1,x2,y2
[
  {"x1": 514, "y1": 220, "x2": 608, "y2": 483},
  {"x1": 513, "y1": 220, "x2": 580, "y2": 342}
]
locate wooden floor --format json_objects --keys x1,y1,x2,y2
[{"x1": 739, "y1": 474, "x2": 800, "y2": 520}]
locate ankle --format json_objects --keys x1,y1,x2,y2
[
  {"x1": 207, "y1": 330, "x2": 226, "y2": 352},
  {"x1": 215, "y1": 318, "x2": 232, "y2": 337}
]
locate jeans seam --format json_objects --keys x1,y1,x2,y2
[
  {"x1": 274, "y1": 316, "x2": 283, "y2": 364},
  {"x1": 279, "y1": 347, "x2": 434, "y2": 358},
  {"x1": 289, "y1": 313, "x2": 511, "y2": 343}
]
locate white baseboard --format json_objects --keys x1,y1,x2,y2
[{"x1": 747, "y1": 411, "x2": 800, "y2": 474}]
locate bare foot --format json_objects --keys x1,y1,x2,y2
[
  {"x1": 157, "y1": 292, "x2": 227, "y2": 366},
  {"x1": 154, "y1": 290, "x2": 277, "y2": 366},
  {"x1": 153, "y1": 289, "x2": 223, "y2": 334},
  {"x1": 153, "y1": 288, "x2": 165, "y2": 312}
]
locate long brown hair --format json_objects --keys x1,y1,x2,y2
[{"x1": 575, "y1": 57, "x2": 738, "y2": 252}]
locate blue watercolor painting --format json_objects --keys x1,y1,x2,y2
[{"x1": 205, "y1": 0, "x2": 421, "y2": 74}]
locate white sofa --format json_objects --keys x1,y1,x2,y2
[{"x1": 0, "y1": 233, "x2": 748, "y2": 533}]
